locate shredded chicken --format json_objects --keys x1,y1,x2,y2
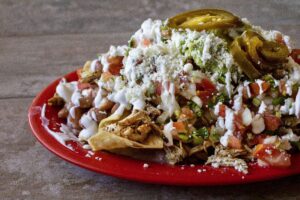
[
  {"x1": 48, "y1": 93, "x2": 64, "y2": 106},
  {"x1": 110, "y1": 110, "x2": 162, "y2": 143}
]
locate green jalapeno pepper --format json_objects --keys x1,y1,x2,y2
[
  {"x1": 230, "y1": 37, "x2": 261, "y2": 79},
  {"x1": 231, "y1": 30, "x2": 289, "y2": 79},
  {"x1": 167, "y1": 9, "x2": 241, "y2": 31}
]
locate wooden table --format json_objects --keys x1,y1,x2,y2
[{"x1": 1, "y1": 0, "x2": 299, "y2": 199}]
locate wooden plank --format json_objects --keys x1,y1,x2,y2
[{"x1": 1, "y1": 98, "x2": 300, "y2": 199}]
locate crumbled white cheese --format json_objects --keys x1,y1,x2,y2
[
  {"x1": 242, "y1": 107, "x2": 252, "y2": 126},
  {"x1": 183, "y1": 63, "x2": 193, "y2": 73},
  {"x1": 263, "y1": 136, "x2": 278, "y2": 145},
  {"x1": 143, "y1": 163, "x2": 149, "y2": 168},
  {"x1": 251, "y1": 114, "x2": 265, "y2": 134},
  {"x1": 282, "y1": 129, "x2": 300, "y2": 142},
  {"x1": 108, "y1": 45, "x2": 127, "y2": 57},
  {"x1": 225, "y1": 107, "x2": 234, "y2": 131},
  {"x1": 225, "y1": 71, "x2": 232, "y2": 97},
  {"x1": 233, "y1": 94, "x2": 243, "y2": 111},
  {"x1": 191, "y1": 96, "x2": 203, "y2": 108},
  {"x1": 220, "y1": 130, "x2": 233, "y2": 147},
  {"x1": 201, "y1": 35, "x2": 212, "y2": 64}
]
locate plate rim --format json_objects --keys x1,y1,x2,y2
[{"x1": 28, "y1": 70, "x2": 300, "y2": 186}]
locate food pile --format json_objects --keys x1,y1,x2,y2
[{"x1": 47, "y1": 9, "x2": 300, "y2": 173}]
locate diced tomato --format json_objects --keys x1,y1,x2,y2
[
  {"x1": 180, "y1": 107, "x2": 194, "y2": 119},
  {"x1": 101, "y1": 71, "x2": 114, "y2": 82},
  {"x1": 173, "y1": 121, "x2": 187, "y2": 133},
  {"x1": 228, "y1": 135, "x2": 242, "y2": 149},
  {"x1": 195, "y1": 78, "x2": 216, "y2": 105},
  {"x1": 242, "y1": 86, "x2": 251, "y2": 99},
  {"x1": 253, "y1": 144, "x2": 291, "y2": 168},
  {"x1": 107, "y1": 56, "x2": 123, "y2": 75},
  {"x1": 279, "y1": 80, "x2": 286, "y2": 95},
  {"x1": 197, "y1": 90, "x2": 212, "y2": 104},
  {"x1": 264, "y1": 113, "x2": 281, "y2": 131},
  {"x1": 262, "y1": 82, "x2": 270, "y2": 92},
  {"x1": 250, "y1": 82, "x2": 270, "y2": 96},
  {"x1": 257, "y1": 134, "x2": 268, "y2": 144},
  {"x1": 291, "y1": 49, "x2": 300, "y2": 65},
  {"x1": 250, "y1": 83, "x2": 260, "y2": 96},
  {"x1": 248, "y1": 134, "x2": 268, "y2": 147},
  {"x1": 218, "y1": 104, "x2": 226, "y2": 118},
  {"x1": 234, "y1": 114, "x2": 246, "y2": 136},
  {"x1": 155, "y1": 82, "x2": 162, "y2": 96},
  {"x1": 196, "y1": 78, "x2": 216, "y2": 93},
  {"x1": 77, "y1": 82, "x2": 91, "y2": 90},
  {"x1": 76, "y1": 68, "x2": 82, "y2": 79},
  {"x1": 142, "y1": 38, "x2": 151, "y2": 47}
]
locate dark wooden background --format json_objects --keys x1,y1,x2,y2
[{"x1": 1, "y1": 0, "x2": 299, "y2": 199}]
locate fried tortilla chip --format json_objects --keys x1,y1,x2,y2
[{"x1": 88, "y1": 129, "x2": 163, "y2": 151}]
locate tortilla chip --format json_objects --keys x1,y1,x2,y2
[
  {"x1": 99, "y1": 114, "x2": 122, "y2": 128},
  {"x1": 88, "y1": 129, "x2": 163, "y2": 151}
]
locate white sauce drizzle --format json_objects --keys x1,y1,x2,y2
[
  {"x1": 163, "y1": 121, "x2": 174, "y2": 146},
  {"x1": 295, "y1": 87, "x2": 300, "y2": 118},
  {"x1": 78, "y1": 113, "x2": 98, "y2": 141},
  {"x1": 41, "y1": 104, "x2": 78, "y2": 146}
]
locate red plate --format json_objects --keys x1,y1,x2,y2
[{"x1": 28, "y1": 70, "x2": 300, "y2": 185}]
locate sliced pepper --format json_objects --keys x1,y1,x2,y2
[
  {"x1": 242, "y1": 31, "x2": 288, "y2": 69},
  {"x1": 230, "y1": 37, "x2": 261, "y2": 79},
  {"x1": 167, "y1": 9, "x2": 241, "y2": 31},
  {"x1": 260, "y1": 41, "x2": 289, "y2": 62},
  {"x1": 231, "y1": 30, "x2": 289, "y2": 79}
]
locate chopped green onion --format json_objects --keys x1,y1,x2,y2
[
  {"x1": 262, "y1": 74, "x2": 275, "y2": 86},
  {"x1": 178, "y1": 133, "x2": 190, "y2": 143},
  {"x1": 209, "y1": 128, "x2": 220, "y2": 143},
  {"x1": 264, "y1": 130, "x2": 276, "y2": 135},
  {"x1": 174, "y1": 109, "x2": 181, "y2": 119},
  {"x1": 193, "y1": 127, "x2": 209, "y2": 139},
  {"x1": 192, "y1": 135, "x2": 204, "y2": 145},
  {"x1": 218, "y1": 76, "x2": 226, "y2": 84},
  {"x1": 216, "y1": 93, "x2": 229, "y2": 103},
  {"x1": 270, "y1": 87, "x2": 279, "y2": 98},
  {"x1": 207, "y1": 101, "x2": 215, "y2": 109},
  {"x1": 128, "y1": 38, "x2": 136, "y2": 48},
  {"x1": 275, "y1": 111, "x2": 281, "y2": 118},
  {"x1": 252, "y1": 97, "x2": 261, "y2": 107},
  {"x1": 292, "y1": 83, "x2": 299, "y2": 95},
  {"x1": 188, "y1": 101, "x2": 202, "y2": 117},
  {"x1": 291, "y1": 141, "x2": 300, "y2": 151},
  {"x1": 272, "y1": 97, "x2": 285, "y2": 106}
]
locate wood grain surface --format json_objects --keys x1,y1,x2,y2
[{"x1": 1, "y1": 0, "x2": 299, "y2": 199}]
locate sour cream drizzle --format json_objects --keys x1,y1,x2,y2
[{"x1": 41, "y1": 104, "x2": 78, "y2": 146}]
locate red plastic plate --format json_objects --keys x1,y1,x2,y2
[{"x1": 28, "y1": 71, "x2": 300, "y2": 185}]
